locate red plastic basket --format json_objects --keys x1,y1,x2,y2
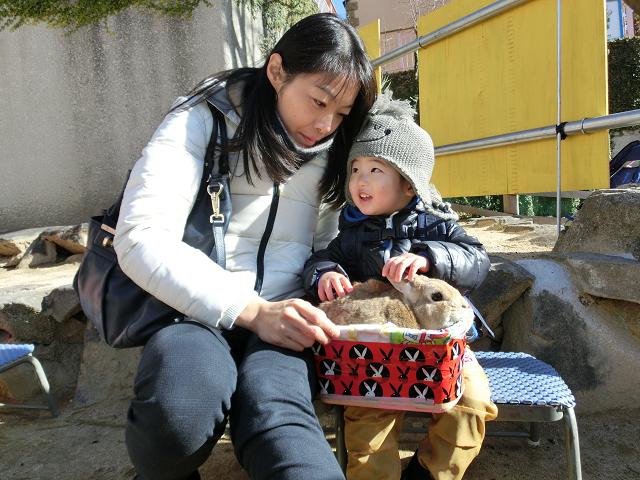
[{"x1": 313, "y1": 323, "x2": 468, "y2": 412}]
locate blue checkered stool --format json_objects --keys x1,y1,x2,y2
[
  {"x1": 333, "y1": 351, "x2": 581, "y2": 480},
  {"x1": 0, "y1": 344, "x2": 59, "y2": 417},
  {"x1": 476, "y1": 351, "x2": 581, "y2": 480}
]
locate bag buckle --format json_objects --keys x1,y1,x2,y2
[
  {"x1": 100, "y1": 224, "x2": 116, "y2": 248},
  {"x1": 207, "y1": 182, "x2": 225, "y2": 224}
]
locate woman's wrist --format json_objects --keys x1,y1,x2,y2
[{"x1": 233, "y1": 297, "x2": 268, "y2": 332}]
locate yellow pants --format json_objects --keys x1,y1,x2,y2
[{"x1": 344, "y1": 352, "x2": 498, "y2": 480}]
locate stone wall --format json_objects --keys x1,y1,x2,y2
[{"x1": 0, "y1": 1, "x2": 262, "y2": 233}]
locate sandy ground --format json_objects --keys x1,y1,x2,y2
[
  {"x1": 2, "y1": 218, "x2": 639, "y2": 479},
  {"x1": 2, "y1": 398, "x2": 639, "y2": 480}
]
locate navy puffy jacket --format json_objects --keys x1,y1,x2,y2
[{"x1": 302, "y1": 200, "x2": 490, "y2": 302}]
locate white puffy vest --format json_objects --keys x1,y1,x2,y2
[{"x1": 114, "y1": 94, "x2": 337, "y2": 329}]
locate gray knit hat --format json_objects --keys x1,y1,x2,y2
[{"x1": 346, "y1": 92, "x2": 458, "y2": 220}]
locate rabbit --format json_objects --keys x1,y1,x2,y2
[{"x1": 319, "y1": 275, "x2": 473, "y2": 331}]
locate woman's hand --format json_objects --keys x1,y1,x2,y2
[
  {"x1": 382, "y1": 252, "x2": 429, "y2": 282},
  {"x1": 317, "y1": 272, "x2": 353, "y2": 302},
  {"x1": 234, "y1": 298, "x2": 340, "y2": 351}
]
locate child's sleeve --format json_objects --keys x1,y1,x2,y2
[
  {"x1": 302, "y1": 235, "x2": 349, "y2": 302},
  {"x1": 410, "y1": 220, "x2": 490, "y2": 293}
]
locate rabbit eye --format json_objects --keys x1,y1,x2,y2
[{"x1": 431, "y1": 292, "x2": 444, "y2": 302}]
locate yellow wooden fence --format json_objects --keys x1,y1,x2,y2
[
  {"x1": 357, "y1": 18, "x2": 382, "y2": 94},
  {"x1": 358, "y1": 0, "x2": 609, "y2": 197}
]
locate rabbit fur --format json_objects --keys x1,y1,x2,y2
[{"x1": 319, "y1": 276, "x2": 472, "y2": 331}]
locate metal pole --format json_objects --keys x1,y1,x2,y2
[
  {"x1": 555, "y1": 0, "x2": 562, "y2": 236},
  {"x1": 371, "y1": 0, "x2": 640, "y2": 159},
  {"x1": 368, "y1": 0, "x2": 640, "y2": 209},
  {"x1": 371, "y1": 0, "x2": 531, "y2": 68},
  {"x1": 565, "y1": 109, "x2": 640, "y2": 134},
  {"x1": 434, "y1": 109, "x2": 640, "y2": 156}
]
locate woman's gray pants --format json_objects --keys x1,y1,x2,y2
[{"x1": 126, "y1": 321, "x2": 344, "y2": 480}]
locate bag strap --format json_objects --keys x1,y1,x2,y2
[
  {"x1": 103, "y1": 171, "x2": 131, "y2": 224},
  {"x1": 102, "y1": 102, "x2": 231, "y2": 271},
  {"x1": 464, "y1": 296, "x2": 496, "y2": 340},
  {"x1": 203, "y1": 102, "x2": 230, "y2": 177},
  {"x1": 103, "y1": 104, "x2": 225, "y2": 229},
  {"x1": 204, "y1": 102, "x2": 232, "y2": 268}
]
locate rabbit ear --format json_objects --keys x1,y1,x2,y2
[{"x1": 388, "y1": 278, "x2": 419, "y2": 303}]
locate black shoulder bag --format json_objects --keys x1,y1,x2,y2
[{"x1": 73, "y1": 102, "x2": 232, "y2": 348}]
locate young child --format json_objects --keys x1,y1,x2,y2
[{"x1": 303, "y1": 94, "x2": 498, "y2": 480}]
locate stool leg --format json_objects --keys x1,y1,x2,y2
[
  {"x1": 527, "y1": 422, "x2": 540, "y2": 447},
  {"x1": 563, "y1": 407, "x2": 582, "y2": 480},
  {"x1": 335, "y1": 405, "x2": 347, "y2": 472},
  {"x1": 27, "y1": 355, "x2": 59, "y2": 417}
]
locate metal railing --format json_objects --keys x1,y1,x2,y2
[
  {"x1": 370, "y1": 0, "x2": 640, "y2": 232},
  {"x1": 372, "y1": 0, "x2": 530, "y2": 68},
  {"x1": 434, "y1": 109, "x2": 640, "y2": 156}
]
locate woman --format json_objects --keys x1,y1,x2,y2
[{"x1": 113, "y1": 13, "x2": 376, "y2": 480}]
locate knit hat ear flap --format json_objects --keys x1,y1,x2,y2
[{"x1": 425, "y1": 184, "x2": 459, "y2": 221}]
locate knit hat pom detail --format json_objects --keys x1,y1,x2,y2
[{"x1": 368, "y1": 90, "x2": 416, "y2": 121}]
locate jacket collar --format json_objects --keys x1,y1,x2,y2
[
  {"x1": 205, "y1": 81, "x2": 241, "y2": 127},
  {"x1": 342, "y1": 196, "x2": 421, "y2": 223}
]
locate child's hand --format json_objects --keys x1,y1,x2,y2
[
  {"x1": 382, "y1": 253, "x2": 429, "y2": 282},
  {"x1": 318, "y1": 272, "x2": 353, "y2": 302}
]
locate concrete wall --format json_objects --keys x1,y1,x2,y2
[{"x1": 0, "y1": 1, "x2": 262, "y2": 233}]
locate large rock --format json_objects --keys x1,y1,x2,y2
[
  {"x1": 0, "y1": 227, "x2": 52, "y2": 257},
  {"x1": 469, "y1": 255, "x2": 534, "y2": 344},
  {"x1": 14, "y1": 232, "x2": 58, "y2": 268},
  {"x1": 557, "y1": 253, "x2": 640, "y2": 305},
  {"x1": 501, "y1": 256, "x2": 640, "y2": 413},
  {"x1": 0, "y1": 310, "x2": 85, "y2": 404},
  {"x1": 554, "y1": 187, "x2": 640, "y2": 259},
  {"x1": 42, "y1": 285, "x2": 83, "y2": 323},
  {"x1": 0, "y1": 263, "x2": 85, "y2": 402},
  {"x1": 15, "y1": 224, "x2": 87, "y2": 269},
  {"x1": 44, "y1": 223, "x2": 88, "y2": 255},
  {"x1": 0, "y1": 305, "x2": 54, "y2": 344}
]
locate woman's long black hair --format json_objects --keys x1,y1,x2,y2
[{"x1": 174, "y1": 13, "x2": 376, "y2": 208}]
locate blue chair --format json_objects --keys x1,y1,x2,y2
[
  {"x1": 333, "y1": 350, "x2": 581, "y2": 480},
  {"x1": 0, "y1": 344, "x2": 59, "y2": 417},
  {"x1": 476, "y1": 351, "x2": 581, "y2": 480}
]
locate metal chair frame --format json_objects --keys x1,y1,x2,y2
[
  {"x1": 333, "y1": 351, "x2": 581, "y2": 480},
  {"x1": 0, "y1": 346, "x2": 59, "y2": 417}
]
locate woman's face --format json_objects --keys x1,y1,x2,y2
[{"x1": 267, "y1": 54, "x2": 359, "y2": 148}]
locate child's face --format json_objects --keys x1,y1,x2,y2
[{"x1": 348, "y1": 157, "x2": 415, "y2": 216}]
